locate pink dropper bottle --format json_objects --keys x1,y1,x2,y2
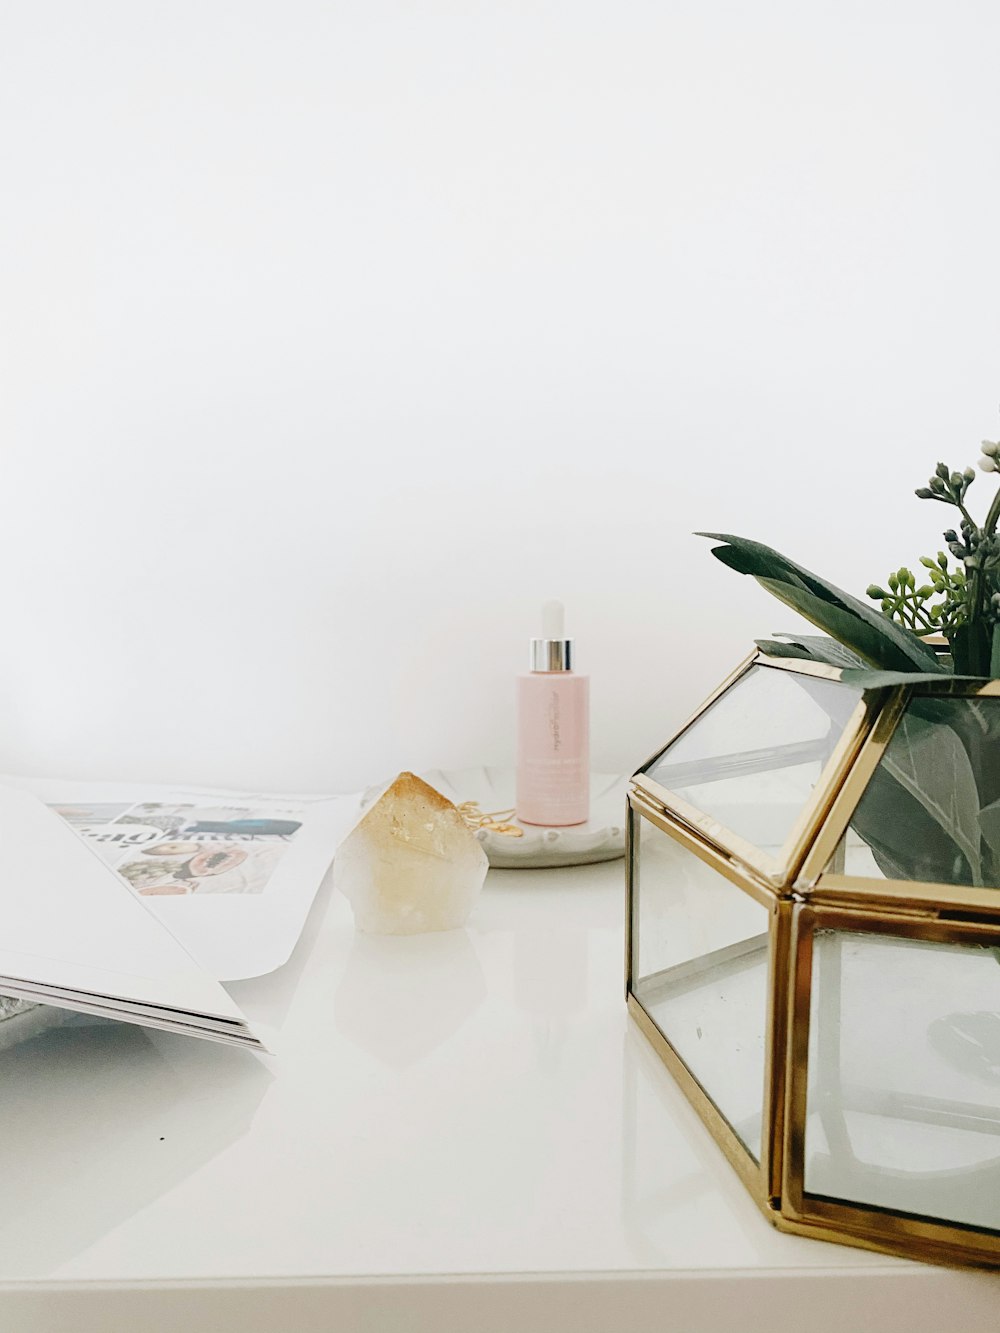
[{"x1": 515, "y1": 599, "x2": 590, "y2": 827}]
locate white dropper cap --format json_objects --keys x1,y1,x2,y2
[
  {"x1": 541, "y1": 599, "x2": 564, "y2": 640},
  {"x1": 530, "y1": 599, "x2": 573, "y2": 671}
]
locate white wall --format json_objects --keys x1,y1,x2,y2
[{"x1": 1, "y1": 0, "x2": 998, "y2": 793}]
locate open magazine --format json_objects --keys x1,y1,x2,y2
[{"x1": 0, "y1": 776, "x2": 360, "y2": 1050}]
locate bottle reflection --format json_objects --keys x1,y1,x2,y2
[{"x1": 511, "y1": 926, "x2": 589, "y2": 1065}]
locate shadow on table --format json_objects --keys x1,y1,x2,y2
[{"x1": 0, "y1": 1013, "x2": 271, "y2": 1276}]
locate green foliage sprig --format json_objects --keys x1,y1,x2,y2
[
  {"x1": 866, "y1": 556, "x2": 966, "y2": 638},
  {"x1": 865, "y1": 444, "x2": 1000, "y2": 676}
]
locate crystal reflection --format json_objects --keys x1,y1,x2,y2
[{"x1": 334, "y1": 929, "x2": 487, "y2": 1068}]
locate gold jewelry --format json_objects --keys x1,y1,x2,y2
[{"x1": 456, "y1": 801, "x2": 524, "y2": 838}]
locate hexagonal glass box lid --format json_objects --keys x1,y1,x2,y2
[{"x1": 626, "y1": 650, "x2": 1000, "y2": 1268}]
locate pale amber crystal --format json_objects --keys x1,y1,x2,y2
[{"x1": 334, "y1": 772, "x2": 488, "y2": 934}]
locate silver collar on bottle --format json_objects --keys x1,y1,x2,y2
[{"x1": 530, "y1": 638, "x2": 573, "y2": 672}]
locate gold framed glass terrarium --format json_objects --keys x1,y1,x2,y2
[{"x1": 627, "y1": 649, "x2": 1000, "y2": 1267}]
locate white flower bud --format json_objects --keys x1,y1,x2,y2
[{"x1": 978, "y1": 456, "x2": 997, "y2": 472}]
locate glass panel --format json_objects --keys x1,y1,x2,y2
[
  {"x1": 804, "y1": 928, "x2": 1000, "y2": 1231},
  {"x1": 631, "y1": 813, "x2": 770, "y2": 1160},
  {"x1": 641, "y1": 665, "x2": 861, "y2": 858},
  {"x1": 847, "y1": 696, "x2": 1000, "y2": 889}
]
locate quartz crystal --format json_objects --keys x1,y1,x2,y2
[{"x1": 334, "y1": 772, "x2": 488, "y2": 935}]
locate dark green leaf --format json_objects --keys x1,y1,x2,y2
[
  {"x1": 980, "y1": 797, "x2": 1000, "y2": 863},
  {"x1": 702, "y1": 537, "x2": 812, "y2": 591},
  {"x1": 852, "y1": 768, "x2": 976, "y2": 886},
  {"x1": 754, "y1": 639, "x2": 819, "y2": 663},
  {"x1": 879, "y1": 710, "x2": 982, "y2": 881},
  {"x1": 839, "y1": 670, "x2": 986, "y2": 690},
  {"x1": 699, "y1": 534, "x2": 945, "y2": 673},
  {"x1": 849, "y1": 696, "x2": 1000, "y2": 888},
  {"x1": 763, "y1": 635, "x2": 867, "y2": 669},
  {"x1": 756, "y1": 578, "x2": 942, "y2": 674},
  {"x1": 951, "y1": 622, "x2": 993, "y2": 676}
]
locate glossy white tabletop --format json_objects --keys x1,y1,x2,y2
[{"x1": 2, "y1": 862, "x2": 999, "y2": 1333}]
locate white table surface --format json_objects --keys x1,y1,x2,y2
[{"x1": 2, "y1": 860, "x2": 999, "y2": 1333}]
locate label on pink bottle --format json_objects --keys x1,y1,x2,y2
[{"x1": 515, "y1": 673, "x2": 590, "y2": 826}]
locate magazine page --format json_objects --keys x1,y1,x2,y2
[
  {"x1": 0, "y1": 776, "x2": 361, "y2": 982},
  {"x1": 0, "y1": 784, "x2": 259, "y2": 1047}
]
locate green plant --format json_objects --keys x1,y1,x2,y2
[
  {"x1": 698, "y1": 432, "x2": 1000, "y2": 889},
  {"x1": 699, "y1": 441, "x2": 1000, "y2": 684}
]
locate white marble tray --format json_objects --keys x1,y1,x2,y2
[{"x1": 364, "y1": 767, "x2": 629, "y2": 868}]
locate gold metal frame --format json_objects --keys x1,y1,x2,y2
[{"x1": 626, "y1": 650, "x2": 1000, "y2": 1268}]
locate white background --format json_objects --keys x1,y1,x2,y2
[{"x1": 1, "y1": 0, "x2": 998, "y2": 793}]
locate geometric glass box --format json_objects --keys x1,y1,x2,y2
[{"x1": 627, "y1": 650, "x2": 1000, "y2": 1267}]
